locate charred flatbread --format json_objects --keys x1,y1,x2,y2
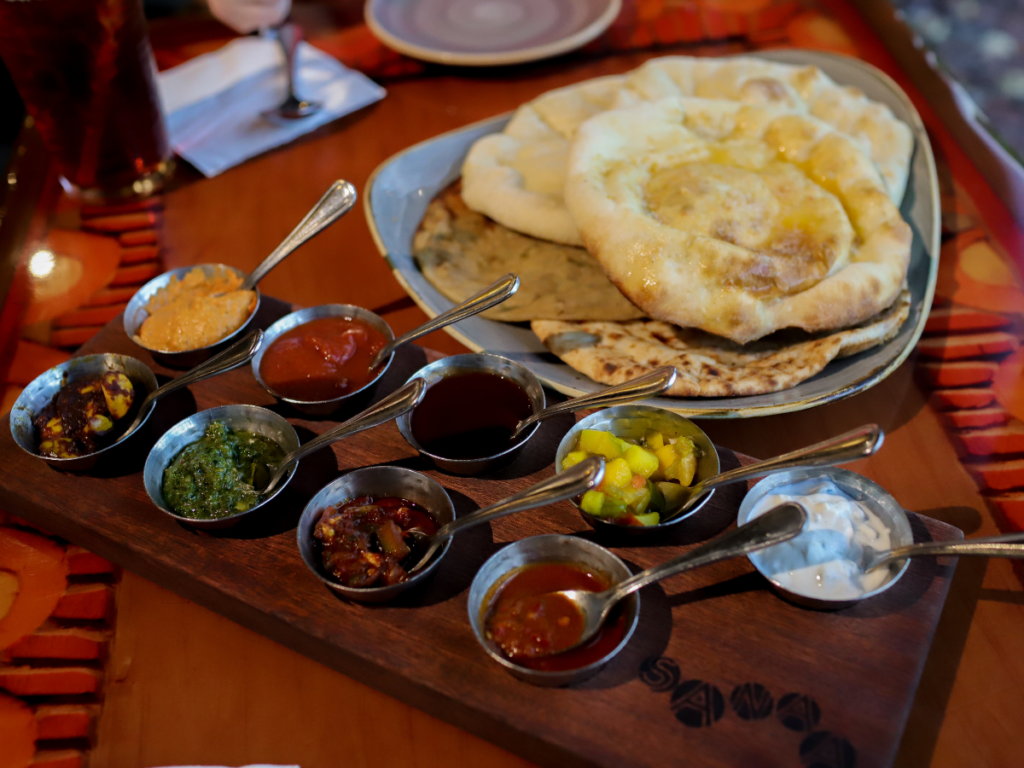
[
  {"x1": 532, "y1": 290, "x2": 910, "y2": 397},
  {"x1": 413, "y1": 182, "x2": 644, "y2": 322}
]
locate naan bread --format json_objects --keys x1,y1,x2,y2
[
  {"x1": 565, "y1": 98, "x2": 912, "y2": 343},
  {"x1": 460, "y1": 55, "x2": 913, "y2": 245},
  {"x1": 461, "y1": 76, "x2": 640, "y2": 246},
  {"x1": 626, "y1": 57, "x2": 914, "y2": 204},
  {"x1": 532, "y1": 291, "x2": 910, "y2": 397},
  {"x1": 413, "y1": 182, "x2": 644, "y2": 322}
]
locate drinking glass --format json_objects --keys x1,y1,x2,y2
[{"x1": 0, "y1": 0, "x2": 173, "y2": 201}]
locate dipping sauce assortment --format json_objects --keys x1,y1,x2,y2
[
  {"x1": 410, "y1": 370, "x2": 533, "y2": 460},
  {"x1": 314, "y1": 496, "x2": 439, "y2": 588},
  {"x1": 483, "y1": 562, "x2": 626, "y2": 672},
  {"x1": 161, "y1": 421, "x2": 285, "y2": 520},
  {"x1": 35, "y1": 371, "x2": 137, "y2": 458},
  {"x1": 135, "y1": 267, "x2": 257, "y2": 352},
  {"x1": 10, "y1": 257, "x2": 933, "y2": 686},
  {"x1": 259, "y1": 316, "x2": 388, "y2": 401}
]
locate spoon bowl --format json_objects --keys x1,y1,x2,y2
[
  {"x1": 468, "y1": 534, "x2": 639, "y2": 687},
  {"x1": 555, "y1": 405, "x2": 720, "y2": 534},
  {"x1": 252, "y1": 303, "x2": 396, "y2": 416},
  {"x1": 402, "y1": 456, "x2": 605, "y2": 574},
  {"x1": 397, "y1": 353, "x2": 546, "y2": 475},
  {"x1": 10, "y1": 330, "x2": 262, "y2": 471},
  {"x1": 11, "y1": 354, "x2": 160, "y2": 471},
  {"x1": 738, "y1": 467, "x2": 914, "y2": 609},
  {"x1": 521, "y1": 502, "x2": 807, "y2": 657},
  {"x1": 297, "y1": 466, "x2": 456, "y2": 603},
  {"x1": 125, "y1": 181, "x2": 356, "y2": 366},
  {"x1": 144, "y1": 404, "x2": 301, "y2": 530}
]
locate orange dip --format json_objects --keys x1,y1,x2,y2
[
  {"x1": 136, "y1": 267, "x2": 256, "y2": 352},
  {"x1": 259, "y1": 316, "x2": 387, "y2": 401},
  {"x1": 484, "y1": 562, "x2": 627, "y2": 671}
]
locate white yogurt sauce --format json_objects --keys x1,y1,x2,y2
[{"x1": 748, "y1": 478, "x2": 892, "y2": 601}]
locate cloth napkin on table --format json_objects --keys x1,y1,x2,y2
[{"x1": 157, "y1": 36, "x2": 385, "y2": 178}]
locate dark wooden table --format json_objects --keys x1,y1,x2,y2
[{"x1": 0, "y1": 305, "x2": 963, "y2": 768}]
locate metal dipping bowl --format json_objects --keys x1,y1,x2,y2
[
  {"x1": 124, "y1": 264, "x2": 259, "y2": 368},
  {"x1": 251, "y1": 304, "x2": 396, "y2": 417},
  {"x1": 296, "y1": 466, "x2": 456, "y2": 603},
  {"x1": 143, "y1": 404, "x2": 300, "y2": 530},
  {"x1": 10, "y1": 354, "x2": 160, "y2": 472},
  {"x1": 396, "y1": 353, "x2": 546, "y2": 476},
  {"x1": 468, "y1": 534, "x2": 640, "y2": 686},
  {"x1": 555, "y1": 405, "x2": 720, "y2": 535},
  {"x1": 737, "y1": 467, "x2": 914, "y2": 609}
]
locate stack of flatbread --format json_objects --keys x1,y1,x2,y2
[{"x1": 413, "y1": 55, "x2": 914, "y2": 397}]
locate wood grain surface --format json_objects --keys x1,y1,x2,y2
[
  {"x1": 6, "y1": 27, "x2": 1023, "y2": 768},
  {"x1": 0, "y1": 303, "x2": 962, "y2": 768}
]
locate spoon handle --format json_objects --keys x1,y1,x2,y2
[
  {"x1": 138, "y1": 330, "x2": 263, "y2": 412},
  {"x1": 512, "y1": 367, "x2": 677, "y2": 438},
  {"x1": 602, "y1": 502, "x2": 807, "y2": 607},
  {"x1": 241, "y1": 180, "x2": 358, "y2": 291},
  {"x1": 274, "y1": 379, "x2": 425, "y2": 470},
  {"x1": 371, "y1": 274, "x2": 519, "y2": 368},
  {"x1": 695, "y1": 424, "x2": 882, "y2": 496},
  {"x1": 434, "y1": 456, "x2": 605, "y2": 541},
  {"x1": 278, "y1": 22, "x2": 301, "y2": 105},
  {"x1": 871, "y1": 534, "x2": 1024, "y2": 570}
]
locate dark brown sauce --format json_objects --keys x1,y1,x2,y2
[
  {"x1": 484, "y1": 562, "x2": 627, "y2": 672},
  {"x1": 410, "y1": 371, "x2": 533, "y2": 460}
]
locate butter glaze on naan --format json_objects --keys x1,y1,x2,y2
[
  {"x1": 532, "y1": 290, "x2": 910, "y2": 397},
  {"x1": 564, "y1": 98, "x2": 912, "y2": 343},
  {"x1": 460, "y1": 55, "x2": 913, "y2": 245},
  {"x1": 413, "y1": 182, "x2": 644, "y2": 322}
]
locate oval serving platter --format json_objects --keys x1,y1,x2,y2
[{"x1": 365, "y1": 49, "x2": 940, "y2": 419}]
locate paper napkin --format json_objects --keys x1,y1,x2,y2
[{"x1": 157, "y1": 36, "x2": 386, "y2": 177}]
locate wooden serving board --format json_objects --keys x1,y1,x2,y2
[{"x1": 0, "y1": 299, "x2": 961, "y2": 768}]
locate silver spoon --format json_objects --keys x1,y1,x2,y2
[
  {"x1": 265, "y1": 22, "x2": 321, "y2": 119},
  {"x1": 369, "y1": 274, "x2": 520, "y2": 370},
  {"x1": 237, "y1": 180, "x2": 357, "y2": 294},
  {"x1": 524, "y1": 502, "x2": 807, "y2": 657},
  {"x1": 510, "y1": 366, "x2": 677, "y2": 440},
  {"x1": 660, "y1": 424, "x2": 884, "y2": 523},
  {"x1": 261, "y1": 378, "x2": 425, "y2": 495},
  {"x1": 404, "y1": 456, "x2": 606, "y2": 573},
  {"x1": 863, "y1": 533, "x2": 1024, "y2": 572},
  {"x1": 121, "y1": 330, "x2": 263, "y2": 440}
]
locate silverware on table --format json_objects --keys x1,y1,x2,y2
[
  {"x1": 527, "y1": 502, "x2": 807, "y2": 656},
  {"x1": 510, "y1": 366, "x2": 676, "y2": 440},
  {"x1": 368, "y1": 274, "x2": 519, "y2": 370},
  {"x1": 124, "y1": 180, "x2": 356, "y2": 367},
  {"x1": 265, "y1": 22, "x2": 321, "y2": 120},
  {"x1": 10, "y1": 330, "x2": 263, "y2": 471}
]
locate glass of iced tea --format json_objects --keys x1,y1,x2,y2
[{"x1": 0, "y1": 0, "x2": 173, "y2": 201}]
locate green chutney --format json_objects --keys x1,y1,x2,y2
[{"x1": 162, "y1": 421, "x2": 285, "y2": 519}]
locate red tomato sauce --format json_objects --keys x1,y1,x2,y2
[
  {"x1": 484, "y1": 562, "x2": 627, "y2": 672},
  {"x1": 260, "y1": 316, "x2": 387, "y2": 401}
]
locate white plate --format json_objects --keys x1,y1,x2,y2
[
  {"x1": 365, "y1": 50, "x2": 940, "y2": 418},
  {"x1": 365, "y1": 0, "x2": 621, "y2": 66}
]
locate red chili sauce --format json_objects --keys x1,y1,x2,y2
[
  {"x1": 410, "y1": 371, "x2": 534, "y2": 460},
  {"x1": 260, "y1": 316, "x2": 387, "y2": 401},
  {"x1": 314, "y1": 496, "x2": 438, "y2": 589},
  {"x1": 484, "y1": 562, "x2": 627, "y2": 672}
]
